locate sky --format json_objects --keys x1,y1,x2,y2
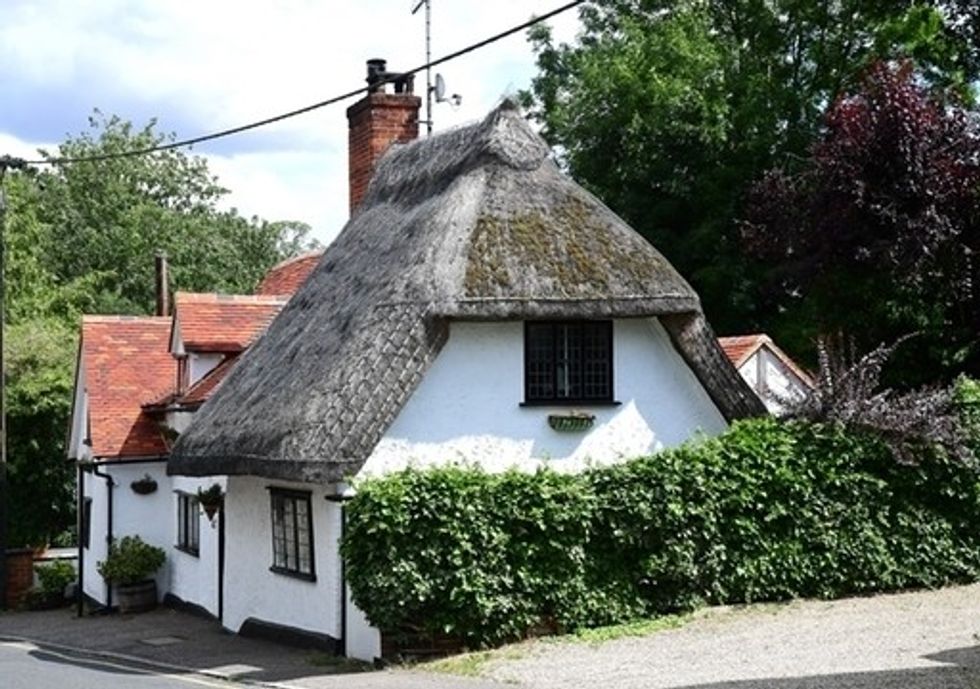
[{"x1": 0, "y1": 0, "x2": 581, "y2": 244}]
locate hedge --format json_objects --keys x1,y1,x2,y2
[{"x1": 342, "y1": 416, "x2": 980, "y2": 647}]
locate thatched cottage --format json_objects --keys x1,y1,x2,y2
[
  {"x1": 163, "y1": 67, "x2": 763, "y2": 659},
  {"x1": 67, "y1": 262, "x2": 318, "y2": 620}
]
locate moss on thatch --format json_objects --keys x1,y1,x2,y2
[{"x1": 168, "y1": 100, "x2": 764, "y2": 482}]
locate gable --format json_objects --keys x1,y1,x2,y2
[
  {"x1": 77, "y1": 316, "x2": 173, "y2": 459},
  {"x1": 169, "y1": 102, "x2": 764, "y2": 482}
]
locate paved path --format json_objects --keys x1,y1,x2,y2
[
  {"x1": 0, "y1": 606, "x2": 496, "y2": 689},
  {"x1": 483, "y1": 584, "x2": 980, "y2": 688}
]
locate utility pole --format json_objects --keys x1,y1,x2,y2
[{"x1": 0, "y1": 155, "x2": 26, "y2": 610}]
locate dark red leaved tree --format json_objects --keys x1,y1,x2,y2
[{"x1": 744, "y1": 61, "x2": 980, "y2": 383}]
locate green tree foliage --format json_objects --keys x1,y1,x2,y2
[
  {"x1": 343, "y1": 414, "x2": 980, "y2": 648},
  {"x1": 2, "y1": 113, "x2": 317, "y2": 546},
  {"x1": 523, "y1": 1, "x2": 979, "y2": 340}
]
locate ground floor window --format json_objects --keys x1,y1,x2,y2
[
  {"x1": 269, "y1": 488, "x2": 315, "y2": 580},
  {"x1": 176, "y1": 492, "x2": 200, "y2": 556}
]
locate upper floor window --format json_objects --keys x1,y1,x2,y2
[
  {"x1": 269, "y1": 488, "x2": 315, "y2": 581},
  {"x1": 524, "y1": 321, "x2": 613, "y2": 404}
]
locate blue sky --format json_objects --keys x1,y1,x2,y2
[{"x1": 0, "y1": 0, "x2": 580, "y2": 243}]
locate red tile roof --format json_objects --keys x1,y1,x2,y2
[
  {"x1": 718, "y1": 334, "x2": 767, "y2": 369},
  {"x1": 255, "y1": 251, "x2": 323, "y2": 297},
  {"x1": 718, "y1": 334, "x2": 814, "y2": 387},
  {"x1": 174, "y1": 293, "x2": 286, "y2": 353},
  {"x1": 81, "y1": 316, "x2": 174, "y2": 459}
]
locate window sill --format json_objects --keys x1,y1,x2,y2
[
  {"x1": 174, "y1": 545, "x2": 199, "y2": 558},
  {"x1": 269, "y1": 566, "x2": 317, "y2": 583},
  {"x1": 519, "y1": 400, "x2": 621, "y2": 408}
]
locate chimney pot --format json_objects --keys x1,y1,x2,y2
[
  {"x1": 366, "y1": 58, "x2": 387, "y2": 89},
  {"x1": 154, "y1": 251, "x2": 170, "y2": 317}
]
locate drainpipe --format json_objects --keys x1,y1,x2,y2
[
  {"x1": 76, "y1": 464, "x2": 84, "y2": 617},
  {"x1": 91, "y1": 463, "x2": 114, "y2": 610},
  {"x1": 327, "y1": 488, "x2": 353, "y2": 657},
  {"x1": 217, "y1": 506, "x2": 225, "y2": 622}
]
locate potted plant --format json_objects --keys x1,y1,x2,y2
[
  {"x1": 26, "y1": 560, "x2": 76, "y2": 610},
  {"x1": 96, "y1": 536, "x2": 166, "y2": 613},
  {"x1": 197, "y1": 483, "x2": 224, "y2": 522}
]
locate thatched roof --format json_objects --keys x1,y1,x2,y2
[{"x1": 169, "y1": 101, "x2": 764, "y2": 481}]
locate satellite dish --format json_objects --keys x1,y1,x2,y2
[{"x1": 434, "y1": 74, "x2": 446, "y2": 101}]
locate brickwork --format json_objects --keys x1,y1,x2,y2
[
  {"x1": 5, "y1": 549, "x2": 34, "y2": 608},
  {"x1": 347, "y1": 93, "x2": 421, "y2": 214}
]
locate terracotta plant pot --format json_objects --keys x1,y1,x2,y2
[{"x1": 116, "y1": 580, "x2": 158, "y2": 614}]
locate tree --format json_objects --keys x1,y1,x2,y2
[
  {"x1": 34, "y1": 112, "x2": 315, "y2": 315},
  {"x1": 744, "y1": 62, "x2": 979, "y2": 383},
  {"x1": 2, "y1": 113, "x2": 318, "y2": 546},
  {"x1": 524, "y1": 1, "x2": 979, "y2": 338}
]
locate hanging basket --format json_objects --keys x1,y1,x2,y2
[
  {"x1": 202, "y1": 502, "x2": 221, "y2": 521},
  {"x1": 130, "y1": 475, "x2": 158, "y2": 495},
  {"x1": 197, "y1": 483, "x2": 224, "y2": 522}
]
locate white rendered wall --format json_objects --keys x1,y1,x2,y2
[
  {"x1": 169, "y1": 475, "x2": 225, "y2": 616},
  {"x1": 738, "y1": 348, "x2": 809, "y2": 415},
  {"x1": 189, "y1": 353, "x2": 224, "y2": 387},
  {"x1": 81, "y1": 463, "x2": 171, "y2": 605},
  {"x1": 222, "y1": 476, "x2": 343, "y2": 644},
  {"x1": 359, "y1": 318, "x2": 728, "y2": 476},
  {"x1": 81, "y1": 469, "x2": 109, "y2": 604},
  {"x1": 67, "y1": 361, "x2": 91, "y2": 462},
  {"x1": 166, "y1": 410, "x2": 196, "y2": 435},
  {"x1": 346, "y1": 583, "x2": 381, "y2": 661},
  {"x1": 81, "y1": 463, "x2": 222, "y2": 616}
]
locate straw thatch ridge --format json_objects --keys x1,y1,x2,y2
[{"x1": 169, "y1": 100, "x2": 764, "y2": 481}]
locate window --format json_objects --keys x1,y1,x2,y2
[
  {"x1": 81, "y1": 498, "x2": 92, "y2": 550},
  {"x1": 525, "y1": 321, "x2": 613, "y2": 404},
  {"x1": 176, "y1": 493, "x2": 200, "y2": 556},
  {"x1": 269, "y1": 489, "x2": 315, "y2": 580}
]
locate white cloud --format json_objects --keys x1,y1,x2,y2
[{"x1": 0, "y1": 0, "x2": 582, "y2": 243}]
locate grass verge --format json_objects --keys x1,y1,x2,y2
[{"x1": 425, "y1": 612, "x2": 693, "y2": 677}]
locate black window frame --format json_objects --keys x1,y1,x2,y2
[
  {"x1": 268, "y1": 488, "x2": 316, "y2": 581},
  {"x1": 81, "y1": 497, "x2": 92, "y2": 550},
  {"x1": 175, "y1": 492, "x2": 200, "y2": 556},
  {"x1": 523, "y1": 320, "x2": 615, "y2": 405}
]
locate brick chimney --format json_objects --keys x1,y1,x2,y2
[{"x1": 346, "y1": 58, "x2": 422, "y2": 214}]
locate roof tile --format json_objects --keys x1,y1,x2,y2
[
  {"x1": 81, "y1": 316, "x2": 174, "y2": 459},
  {"x1": 174, "y1": 292, "x2": 286, "y2": 352},
  {"x1": 255, "y1": 251, "x2": 323, "y2": 297}
]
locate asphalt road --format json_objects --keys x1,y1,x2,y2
[{"x1": 0, "y1": 640, "x2": 239, "y2": 689}]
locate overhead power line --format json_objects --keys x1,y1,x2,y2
[{"x1": 12, "y1": 0, "x2": 583, "y2": 168}]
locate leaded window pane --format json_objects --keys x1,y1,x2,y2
[
  {"x1": 525, "y1": 321, "x2": 612, "y2": 403},
  {"x1": 269, "y1": 490, "x2": 315, "y2": 579}
]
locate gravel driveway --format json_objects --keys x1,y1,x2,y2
[{"x1": 484, "y1": 584, "x2": 980, "y2": 689}]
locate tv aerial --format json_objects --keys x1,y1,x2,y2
[{"x1": 411, "y1": 0, "x2": 462, "y2": 134}]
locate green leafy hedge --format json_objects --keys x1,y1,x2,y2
[{"x1": 342, "y1": 417, "x2": 980, "y2": 647}]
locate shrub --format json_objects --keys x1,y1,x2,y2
[
  {"x1": 35, "y1": 560, "x2": 75, "y2": 596},
  {"x1": 96, "y1": 536, "x2": 165, "y2": 586},
  {"x1": 343, "y1": 414, "x2": 980, "y2": 647}
]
